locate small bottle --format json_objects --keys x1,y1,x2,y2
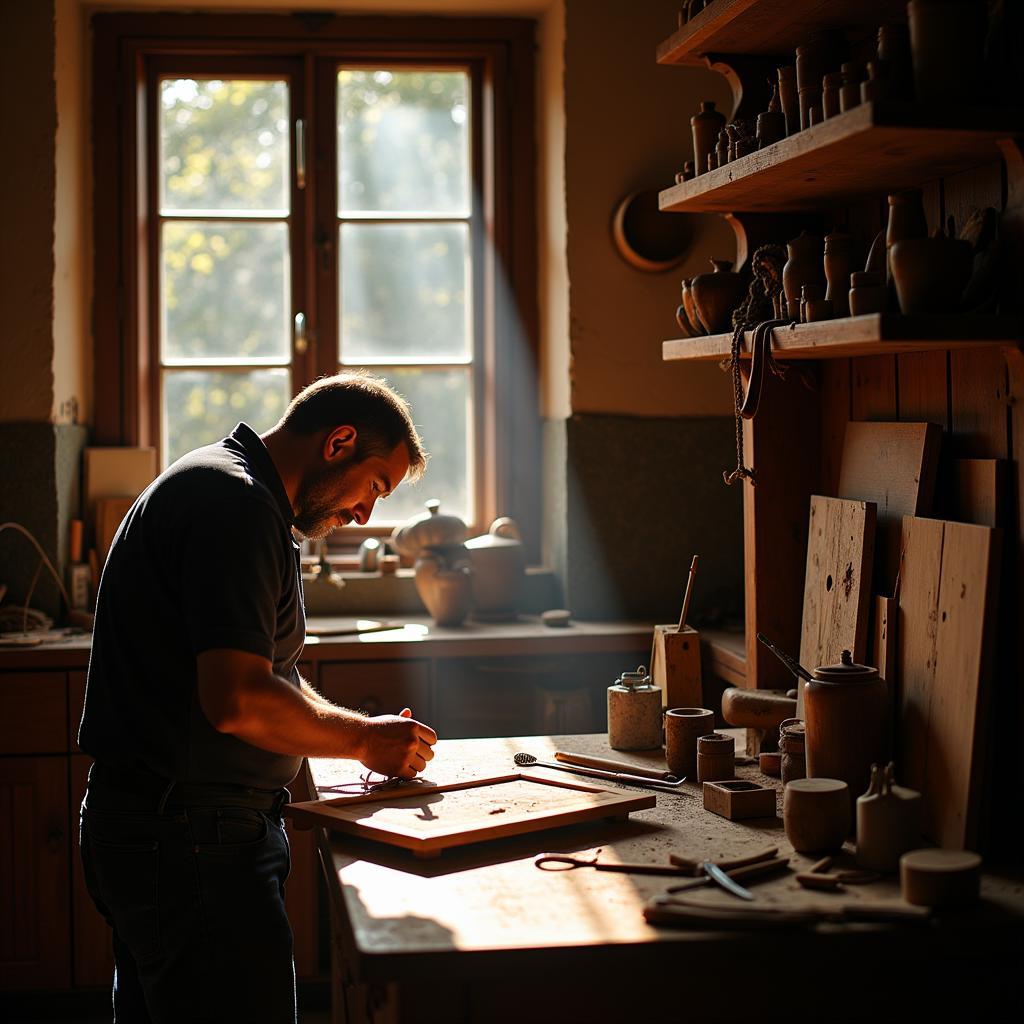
[{"x1": 607, "y1": 666, "x2": 663, "y2": 751}]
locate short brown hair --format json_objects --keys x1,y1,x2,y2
[{"x1": 279, "y1": 373, "x2": 427, "y2": 480}]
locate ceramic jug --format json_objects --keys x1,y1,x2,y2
[
  {"x1": 783, "y1": 232, "x2": 825, "y2": 320},
  {"x1": 690, "y1": 101, "x2": 726, "y2": 178},
  {"x1": 690, "y1": 259, "x2": 746, "y2": 335},
  {"x1": 823, "y1": 231, "x2": 857, "y2": 318},
  {"x1": 465, "y1": 516, "x2": 526, "y2": 621},
  {"x1": 891, "y1": 223, "x2": 973, "y2": 315},
  {"x1": 856, "y1": 762, "x2": 922, "y2": 872}
]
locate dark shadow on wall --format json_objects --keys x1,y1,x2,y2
[{"x1": 560, "y1": 413, "x2": 743, "y2": 624}]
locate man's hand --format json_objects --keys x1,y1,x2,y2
[{"x1": 359, "y1": 708, "x2": 438, "y2": 780}]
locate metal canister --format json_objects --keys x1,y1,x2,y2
[
  {"x1": 607, "y1": 666, "x2": 663, "y2": 750},
  {"x1": 779, "y1": 718, "x2": 806, "y2": 785}
]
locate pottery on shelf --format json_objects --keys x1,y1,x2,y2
[
  {"x1": 849, "y1": 271, "x2": 887, "y2": 316},
  {"x1": 715, "y1": 128, "x2": 730, "y2": 167},
  {"x1": 691, "y1": 101, "x2": 726, "y2": 178},
  {"x1": 795, "y1": 42, "x2": 825, "y2": 129},
  {"x1": 465, "y1": 516, "x2": 526, "y2": 621},
  {"x1": 777, "y1": 66, "x2": 799, "y2": 137},
  {"x1": 783, "y1": 231, "x2": 826, "y2": 321},
  {"x1": 838, "y1": 62, "x2": 863, "y2": 113},
  {"x1": 690, "y1": 258, "x2": 746, "y2": 335},
  {"x1": 891, "y1": 219, "x2": 973, "y2": 315},
  {"x1": 860, "y1": 60, "x2": 890, "y2": 104},
  {"x1": 414, "y1": 547, "x2": 473, "y2": 627},
  {"x1": 824, "y1": 230, "x2": 857, "y2": 318},
  {"x1": 391, "y1": 498, "x2": 467, "y2": 559},
  {"x1": 886, "y1": 190, "x2": 929, "y2": 281},
  {"x1": 680, "y1": 278, "x2": 703, "y2": 335},
  {"x1": 822, "y1": 71, "x2": 842, "y2": 119}
]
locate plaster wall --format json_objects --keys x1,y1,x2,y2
[
  {"x1": 564, "y1": 0, "x2": 735, "y2": 417},
  {"x1": 0, "y1": 0, "x2": 57, "y2": 424}
]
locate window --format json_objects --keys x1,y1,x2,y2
[{"x1": 94, "y1": 15, "x2": 538, "y2": 543}]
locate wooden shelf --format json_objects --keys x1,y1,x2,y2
[
  {"x1": 663, "y1": 314, "x2": 1023, "y2": 362},
  {"x1": 700, "y1": 628, "x2": 746, "y2": 687},
  {"x1": 659, "y1": 102, "x2": 1024, "y2": 213},
  {"x1": 657, "y1": 0, "x2": 908, "y2": 65}
]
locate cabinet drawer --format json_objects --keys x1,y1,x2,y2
[
  {"x1": 318, "y1": 661, "x2": 431, "y2": 720},
  {"x1": 0, "y1": 673, "x2": 68, "y2": 753}
]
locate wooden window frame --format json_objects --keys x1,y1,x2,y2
[{"x1": 92, "y1": 12, "x2": 539, "y2": 553}]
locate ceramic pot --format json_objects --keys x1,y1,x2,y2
[
  {"x1": 860, "y1": 60, "x2": 890, "y2": 103},
  {"x1": 715, "y1": 128, "x2": 730, "y2": 167},
  {"x1": 696, "y1": 733, "x2": 735, "y2": 783},
  {"x1": 856, "y1": 762, "x2": 922, "y2": 872},
  {"x1": 783, "y1": 778, "x2": 850, "y2": 853},
  {"x1": 839, "y1": 62, "x2": 863, "y2": 112},
  {"x1": 849, "y1": 271, "x2": 887, "y2": 316},
  {"x1": 804, "y1": 650, "x2": 889, "y2": 802},
  {"x1": 777, "y1": 66, "x2": 799, "y2": 137},
  {"x1": 798, "y1": 86, "x2": 822, "y2": 133},
  {"x1": 804, "y1": 296, "x2": 833, "y2": 322},
  {"x1": 886, "y1": 190, "x2": 928, "y2": 282},
  {"x1": 822, "y1": 71, "x2": 842, "y2": 119},
  {"x1": 908, "y1": 0, "x2": 982, "y2": 103},
  {"x1": 690, "y1": 258, "x2": 746, "y2": 334},
  {"x1": 691, "y1": 101, "x2": 726, "y2": 178},
  {"x1": 795, "y1": 42, "x2": 825, "y2": 129},
  {"x1": 414, "y1": 547, "x2": 473, "y2": 627},
  {"x1": 783, "y1": 231, "x2": 825, "y2": 320},
  {"x1": 756, "y1": 109, "x2": 786, "y2": 148},
  {"x1": 665, "y1": 707, "x2": 715, "y2": 778},
  {"x1": 823, "y1": 231, "x2": 857, "y2": 318},
  {"x1": 779, "y1": 718, "x2": 806, "y2": 784},
  {"x1": 891, "y1": 233, "x2": 973, "y2": 314},
  {"x1": 392, "y1": 499, "x2": 467, "y2": 559},
  {"x1": 465, "y1": 516, "x2": 525, "y2": 620}
]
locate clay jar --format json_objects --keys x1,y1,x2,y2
[
  {"x1": 664, "y1": 707, "x2": 714, "y2": 779},
  {"x1": 795, "y1": 42, "x2": 824, "y2": 130},
  {"x1": 696, "y1": 733, "x2": 735, "y2": 783},
  {"x1": 690, "y1": 101, "x2": 726, "y2": 178},
  {"x1": 779, "y1": 718, "x2": 806, "y2": 784},
  {"x1": 804, "y1": 650, "x2": 889, "y2": 803},
  {"x1": 690, "y1": 258, "x2": 745, "y2": 334},
  {"x1": 414, "y1": 546, "x2": 473, "y2": 627},
  {"x1": 823, "y1": 231, "x2": 857, "y2": 318},
  {"x1": 464, "y1": 517, "x2": 526, "y2": 621},
  {"x1": 890, "y1": 231, "x2": 973, "y2": 315},
  {"x1": 783, "y1": 778, "x2": 850, "y2": 853},
  {"x1": 886, "y1": 189, "x2": 928, "y2": 278},
  {"x1": 777, "y1": 66, "x2": 799, "y2": 137},
  {"x1": 680, "y1": 278, "x2": 703, "y2": 336},
  {"x1": 839, "y1": 62, "x2": 863, "y2": 112},
  {"x1": 822, "y1": 71, "x2": 842, "y2": 119},
  {"x1": 783, "y1": 231, "x2": 826, "y2": 321},
  {"x1": 908, "y1": 0, "x2": 983, "y2": 103},
  {"x1": 849, "y1": 271, "x2": 887, "y2": 316},
  {"x1": 856, "y1": 763, "x2": 922, "y2": 872}
]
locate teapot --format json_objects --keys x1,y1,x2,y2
[
  {"x1": 390, "y1": 499, "x2": 467, "y2": 559},
  {"x1": 464, "y1": 517, "x2": 525, "y2": 621}
]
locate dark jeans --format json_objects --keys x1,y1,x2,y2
[{"x1": 80, "y1": 768, "x2": 296, "y2": 1024}]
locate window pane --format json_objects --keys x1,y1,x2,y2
[
  {"x1": 163, "y1": 369, "x2": 289, "y2": 468},
  {"x1": 160, "y1": 78, "x2": 289, "y2": 213},
  {"x1": 356, "y1": 367, "x2": 471, "y2": 526},
  {"x1": 338, "y1": 69, "x2": 469, "y2": 215},
  {"x1": 340, "y1": 223, "x2": 470, "y2": 360},
  {"x1": 162, "y1": 221, "x2": 290, "y2": 361}
]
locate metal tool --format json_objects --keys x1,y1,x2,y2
[
  {"x1": 755, "y1": 632, "x2": 815, "y2": 683},
  {"x1": 553, "y1": 750, "x2": 682, "y2": 783},
  {"x1": 665, "y1": 855, "x2": 790, "y2": 896},
  {"x1": 703, "y1": 860, "x2": 755, "y2": 900},
  {"x1": 534, "y1": 851, "x2": 691, "y2": 876},
  {"x1": 513, "y1": 752, "x2": 689, "y2": 794},
  {"x1": 669, "y1": 845, "x2": 779, "y2": 875}
]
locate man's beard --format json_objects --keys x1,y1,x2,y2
[{"x1": 292, "y1": 462, "x2": 351, "y2": 540}]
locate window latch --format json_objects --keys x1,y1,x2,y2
[
  {"x1": 295, "y1": 118, "x2": 306, "y2": 190},
  {"x1": 294, "y1": 311, "x2": 309, "y2": 354}
]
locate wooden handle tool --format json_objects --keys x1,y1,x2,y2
[
  {"x1": 677, "y1": 555, "x2": 699, "y2": 630},
  {"x1": 554, "y1": 751, "x2": 676, "y2": 782},
  {"x1": 669, "y1": 846, "x2": 779, "y2": 875},
  {"x1": 666, "y1": 855, "x2": 790, "y2": 893}
]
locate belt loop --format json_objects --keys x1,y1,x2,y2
[
  {"x1": 272, "y1": 788, "x2": 290, "y2": 816},
  {"x1": 156, "y1": 779, "x2": 176, "y2": 814}
]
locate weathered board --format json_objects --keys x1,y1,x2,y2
[
  {"x1": 949, "y1": 458, "x2": 1007, "y2": 528},
  {"x1": 897, "y1": 516, "x2": 1002, "y2": 849},
  {"x1": 285, "y1": 773, "x2": 656, "y2": 857},
  {"x1": 797, "y1": 496, "x2": 876, "y2": 715}
]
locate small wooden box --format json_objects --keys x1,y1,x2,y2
[
  {"x1": 703, "y1": 780, "x2": 776, "y2": 820},
  {"x1": 651, "y1": 624, "x2": 702, "y2": 708}
]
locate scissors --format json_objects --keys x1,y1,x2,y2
[{"x1": 534, "y1": 851, "x2": 693, "y2": 877}]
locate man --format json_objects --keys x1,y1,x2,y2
[{"x1": 79, "y1": 373, "x2": 438, "y2": 1023}]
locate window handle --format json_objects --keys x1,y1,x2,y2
[
  {"x1": 295, "y1": 118, "x2": 306, "y2": 190},
  {"x1": 294, "y1": 311, "x2": 308, "y2": 354}
]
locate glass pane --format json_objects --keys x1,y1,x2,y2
[
  {"x1": 338, "y1": 69, "x2": 469, "y2": 215},
  {"x1": 160, "y1": 78, "x2": 289, "y2": 212},
  {"x1": 356, "y1": 367, "x2": 471, "y2": 526},
  {"x1": 340, "y1": 223, "x2": 470, "y2": 360},
  {"x1": 163, "y1": 369, "x2": 290, "y2": 468},
  {"x1": 162, "y1": 221, "x2": 290, "y2": 361}
]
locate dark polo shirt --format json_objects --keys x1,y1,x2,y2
[{"x1": 79, "y1": 423, "x2": 305, "y2": 788}]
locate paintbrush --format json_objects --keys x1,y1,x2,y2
[{"x1": 678, "y1": 555, "x2": 699, "y2": 630}]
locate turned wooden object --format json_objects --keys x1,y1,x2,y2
[{"x1": 721, "y1": 687, "x2": 796, "y2": 752}]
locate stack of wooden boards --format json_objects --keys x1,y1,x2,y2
[{"x1": 796, "y1": 421, "x2": 1002, "y2": 850}]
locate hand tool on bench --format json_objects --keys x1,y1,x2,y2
[
  {"x1": 513, "y1": 752, "x2": 690, "y2": 794},
  {"x1": 534, "y1": 851, "x2": 692, "y2": 876},
  {"x1": 554, "y1": 751, "x2": 682, "y2": 783},
  {"x1": 669, "y1": 846, "x2": 779, "y2": 876},
  {"x1": 666, "y1": 853, "x2": 790, "y2": 896},
  {"x1": 645, "y1": 897, "x2": 931, "y2": 930}
]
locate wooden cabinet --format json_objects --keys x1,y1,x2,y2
[
  {"x1": 318, "y1": 660, "x2": 431, "y2": 719},
  {"x1": 0, "y1": 672, "x2": 67, "y2": 754},
  {"x1": 0, "y1": 756, "x2": 71, "y2": 989}
]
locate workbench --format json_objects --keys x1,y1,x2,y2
[{"x1": 306, "y1": 732, "x2": 1024, "y2": 1024}]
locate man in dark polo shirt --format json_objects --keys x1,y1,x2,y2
[{"x1": 79, "y1": 373, "x2": 437, "y2": 1023}]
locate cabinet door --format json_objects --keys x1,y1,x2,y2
[
  {"x1": 68, "y1": 671, "x2": 87, "y2": 753},
  {"x1": 0, "y1": 673, "x2": 67, "y2": 754},
  {"x1": 0, "y1": 757, "x2": 71, "y2": 989},
  {"x1": 318, "y1": 661, "x2": 431, "y2": 720}
]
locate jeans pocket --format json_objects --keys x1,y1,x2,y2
[
  {"x1": 83, "y1": 825, "x2": 162, "y2": 964},
  {"x1": 193, "y1": 807, "x2": 270, "y2": 853}
]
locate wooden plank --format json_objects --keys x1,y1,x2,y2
[
  {"x1": 658, "y1": 103, "x2": 1024, "y2": 214},
  {"x1": 950, "y1": 348, "x2": 1009, "y2": 458},
  {"x1": 287, "y1": 773, "x2": 655, "y2": 857},
  {"x1": 897, "y1": 351, "x2": 949, "y2": 426},
  {"x1": 851, "y1": 356, "x2": 898, "y2": 422},
  {"x1": 949, "y1": 459, "x2": 1007, "y2": 528},
  {"x1": 874, "y1": 595, "x2": 896, "y2": 690},
  {"x1": 797, "y1": 496, "x2": 876, "y2": 714},
  {"x1": 897, "y1": 517, "x2": 1002, "y2": 849},
  {"x1": 838, "y1": 421, "x2": 941, "y2": 595},
  {"x1": 657, "y1": 0, "x2": 909, "y2": 64},
  {"x1": 819, "y1": 359, "x2": 850, "y2": 498},
  {"x1": 663, "y1": 314, "x2": 1021, "y2": 363}
]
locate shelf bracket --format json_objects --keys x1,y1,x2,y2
[{"x1": 700, "y1": 53, "x2": 783, "y2": 122}]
